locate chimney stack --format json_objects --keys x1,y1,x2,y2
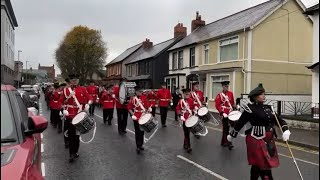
[
  {"x1": 191, "y1": 11, "x2": 205, "y2": 32},
  {"x1": 142, "y1": 38, "x2": 153, "y2": 49},
  {"x1": 174, "y1": 23, "x2": 187, "y2": 38}
]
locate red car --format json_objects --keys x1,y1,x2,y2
[{"x1": 1, "y1": 85, "x2": 48, "y2": 180}]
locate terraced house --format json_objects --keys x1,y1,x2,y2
[{"x1": 167, "y1": 0, "x2": 313, "y2": 110}]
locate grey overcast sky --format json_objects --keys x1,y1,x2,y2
[{"x1": 11, "y1": 0, "x2": 318, "y2": 75}]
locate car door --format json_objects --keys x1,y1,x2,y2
[{"x1": 14, "y1": 93, "x2": 42, "y2": 175}]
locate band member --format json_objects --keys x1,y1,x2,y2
[
  {"x1": 45, "y1": 84, "x2": 53, "y2": 110},
  {"x1": 176, "y1": 88, "x2": 195, "y2": 153},
  {"x1": 127, "y1": 86, "x2": 151, "y2": 154},
  {"x1": 49, "y1": 82, "x2": 63, "y2": 131},
  {"x1": 172, "y1": 87, "x2": 182, "y2": 121},
  {"x1": 60, "y1": 74, "x2": 93, "y2": 162},
  {"x1": 58, "y1": 82, "x2": 67, "y2": 132},
  {"x1": 215, "y1": 81, "x2": 236, "y2": 149},
  {"x1": 113, "y1": 78, "x2": 129, "y2": 135},
  {"x1": 101, "y1": 85, "x2": 115, "y2": 125},
  {"x1": 87, "y1": 80, "x2": 98, "y2": 116},
  {"x1": 147, "y1": 90, "x2": 157, "y2": 117},
  {"x1": 227, "y1": 84, "x2": 291, "y2": 180},
  {"x1": 191, "y1": 82, "x2": 205, "y2": 107},
  {"x1": 157, "y1": 82, "x2": 173, "y2": 127}
]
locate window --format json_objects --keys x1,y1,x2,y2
[
  {"x1": 146, "y1": 61, "x2": 150, "y2": 74},
  {"x1": 219, "y1": 36, "x2": 239, "y2": 62},
  {"x1": 15, "y1": 93, "x2": 29, "y2": 130},
  {"x1": 211, "y1": 75, "x2": 230, "y2": 99},
  {"x1": 204, "y1": 44, "x2": 209, "y2": 64},
  {"x1": 178, "y1": 50, "x2": 183, "y2": 69},
  {"x1": 1, "y1": 92, "x2": 16, "y2": 140},
  {"x1": 171, "y1": 78, "x2": 176, "y2": 93},
  {"x1": 166, "y1": 78, "x2": 170, "y2": 91},
  {"x1": 172, "y1": 52, "x2": 178, "y2": 70},
  {"x1": 190, "y1": 47, "x2": 195, "y2": 67}
]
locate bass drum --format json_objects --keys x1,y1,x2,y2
[{"x1": 119, "y1": 82, "x2": 136, "y2": 104}]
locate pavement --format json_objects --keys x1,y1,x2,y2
[
  {"x1": 39, "y1": 97, "x2": 319, "y2": 180},
  {"x1": 157, "y1": 109, "x2": 320, "y2": 151}
]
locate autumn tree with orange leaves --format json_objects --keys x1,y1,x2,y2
[{"x1": 55, "y1": 25, "x2": 107, "y2": 84}]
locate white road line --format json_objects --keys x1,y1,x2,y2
[
  {"x1": 41, "y1": 162, "x2": 46, "y2": 177},
  {"x1": 41, "y1": 144, "x2": 44, "y2": 153},
  {"x1": 41, "y1": 133, "x2": 43, "y2": 139},
  {"x1": 278, "y1": 153, "x2": 319, "y2": 166},
  {"x1": 177, "y1": 155, "x2": 228, "y2": 180}
]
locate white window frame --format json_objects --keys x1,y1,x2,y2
[
  {"x1": 217, "y1": 36, "x2": 240, "y2": 63},
  {"x1": 190, "y1": 47, "x2": 195, "y2": 67},
  {"x1": 210, "y1": 74, "x2": 230, "y2": 99},
  {"x1": 203, "y1": 44, "x2": 209, "y2": 64},
  {"x1": 172, "y1": 52, "x2": 178, "y2": 70},
  {"x1": 178, "y1": 50, "x2": 183, "y2": 69}
]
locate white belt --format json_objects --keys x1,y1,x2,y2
[
  {"x1": 66, "y1": 105, "x2": 78, "y2": 108},
  {"x1": 104, "y1": 100, "x2": 113, "y2": 102},
  {"x1": 134, "y1": 110, "x2": 144, "y2": 113},
  {"x1": 160, "y1": 99, "x2": 170, "y2": 101}
]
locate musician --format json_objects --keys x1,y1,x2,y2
[
  {"x1": 157, "y1": 82, "x2": 173, "y2": 127},
  {"x1": 147, "y1": 90, "x2": 157, "y2": 117},
  {"x1": 101, "y1": 85, "x2": 115, "y2": 125},
  {"x1": 227, "y1": 84, "x2": 291, "y2": 180},
  {"x1": 58, "y1": 82, "x2": 67, "y2": 132},
  {"x1": 176, "y1": 88, "x2": 195, "y2": 153},
  {"x1": 191, "y1": 82, "x2": 205, "y2": 107},
  {"x1": 45, "y1": 84, "x2": 53, "y2": 110},
  {"x1": 215, "y1": 81, "x2": 236, "y2": 149},
  {"x1": 127, "y1": 86, "x2": 151, "y2": 154},
  {"x1": 87, "y1": 80, "x2": 98, "y2": 116},
  {"x1": 113, "y1": 78, "x2": 129, "y2": 135},
  {"x1": 60, "y1": 74, "x2": 93, "y2": 162},
  {"x1": 49, "y1": 82, "x2": 62, "y2": 130},
  {"x1": 172, "y1": 87, "x2": 182, "y2": 121}
]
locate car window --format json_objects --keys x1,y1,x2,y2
[
  {"x1": 1, "y1": 91, "x2": 17, "y2": 141},
  {"x1": 22, "y1": 94, "x2": 32, "y2": 107},
  {"x1": 15, "y1": 93, "x2": 29, "y2": 130}
]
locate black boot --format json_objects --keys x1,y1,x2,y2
[
  {"x1": 136, "y1": 148, "x2": 141, "y2": 154},
  {"x1": 187, "y1": 148, "x2": 192, "y2": 153},
  {"x1": 250, "y1": 166, "x2": 260, "y2": 180},
  {"x1": 69, "y1": 154, "x2": 75, "y2": 163}
]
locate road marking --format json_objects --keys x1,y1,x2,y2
[
  {"x1": 177, "y1": 155, "x2": 228, "y2": 180},
  {"x1": 41, "y1": 162, "x2": 46, "y2": 177},
  {"x1": 278, "y1": 153, "x2": 319, "y2": 166},
  {"x1": 41, "y1": 133, "x2": 43, "y2": 139},
  {"x1": 41, "y1": 144, "x2": 44, "y2": 153}
]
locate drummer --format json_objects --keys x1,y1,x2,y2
[
  {"x1": 100, "y1": 85, "x2": 115, "y2": 125},
  {"x1": 176, "y1": 88, "x2": 196, "y2": 153},
  {"x1": 215, "y1": 81, "x2": 236, "y2": 150},
  {"x1": 191, "y1": 82, "x2": 205, "y2": 139},
  {"x1": 127, "y1": 86, "x2": 151, "y2": 154},
  {"x1": 147, "y1": 89, "x2": 157, "y2": 117},
  {"x1": 60, "y1": 74, "x2": 93, "y2": 162}
]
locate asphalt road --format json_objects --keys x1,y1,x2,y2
[{"x1": 39, "y1": 97, "x2": 319, "y2": 180}]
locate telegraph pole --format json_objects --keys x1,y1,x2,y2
[{"x1": 17, "y1": 50, "x2": 22, "y2": 87}]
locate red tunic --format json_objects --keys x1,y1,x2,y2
[
  {"x1": 113, "y1": 85, "x2": 127, "y2": 109},
  {"x1": 127, "y1": 95, "x2": 149, "y2": 121},
  {"x1": 176, "y1": 98, "x2": 195, "y2": 120},
  {"x1": 147, "y1": 91, "x2": 157, "y2": 107},
  {"x1": 156, "y1": 88, "x2": 172, "y2": 107},
  {"x1": 49, "y1": 89, "x2": 63, "y2": 110},
  {"x1": 60, "y1": 86, "x2": 93, "y2": 119},
  {"x1": 100, "y1": 91, "x2": 115, "y2": 109},
  {"x1": 191, "y1": 90, "x2": 204, "y2": 108},
  {"x1": 86, "y1": 85, "x2": 98, "y2": 101},
  {"x1": 215, "y1": 91, "x2": 235, "y2": 115}
]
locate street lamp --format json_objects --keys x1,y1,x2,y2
[
  {"x1": 17, "y1": 50, "x2": 22, "y2": 87},
  {"x1": 26, "y1": 60, "x2": 28, "y2": 84}
]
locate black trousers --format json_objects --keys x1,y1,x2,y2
[
  {"x1": 103, "y1": 108, "x2": 114, "y2": 124},
  {"x1": 133, "y1": 120, "x2": 144, "y2": 148},
  {"x1": 183, "y1": 122, "x2": 190, "y2": 148},
  {"x1": 250, "y1": 165, "x2": 273, "y2": 180},
  {"x1": 160, "y1": 107, "x2": 168, "y2": 125},
  {"x1": 221, "y1": 117, "x2": 234, "y2": 146},
  {"x1": 50, "y1": 109, "x2": 60, "y2": 127},
  {"x1": 172, "y1": 106, "x2": 178, "y2": 120},
  {"x1": 117, "y1": 108, "x2": 128, "y2": 132},
  {"x1": 65, "y1": 119, "x2": 80, "y2": 155},
  {"x1": 151, "y1": 107, "x2": 156, "y2": 117},
  {"x1": 89, "y1": 103, "x2": 96, "y2": 115}
]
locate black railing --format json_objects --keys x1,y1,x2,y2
[{"x1": 240, "y1": 98, "x2": 319, "y2": 120}]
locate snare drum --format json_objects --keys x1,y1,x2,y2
[
  {"x1": 228, "y1": 111, "x2": 242, "y2": 121},
  {"x1": 185, "y1": 116, "x2": 208, "y2": 136},
  {"x1": 72, "y1": 111, "x2": 95, "y2": 134},
  {"x1": 197, "y1": 107, "x2": 210, "y2": 122},
  {"x1": 139, "y1": 113, "x2": 158, "y2": 132}
]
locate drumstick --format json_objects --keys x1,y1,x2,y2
[{"x1": 209, "y1": 112, "x2": 220, "y2": 126}]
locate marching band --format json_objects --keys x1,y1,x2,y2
[{"x1": 45, "y1": 73, "x2": 294, "y2": 179}]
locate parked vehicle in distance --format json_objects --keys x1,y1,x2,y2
[
  {"x1": 18, "y1": 86, "x2": 39, "y2": 105},
  {"x1": 21, "y1": 84, "x2": 40, "y2": 99},
  {"x1": 18, "y1": 90, "x2": 39, "y2": 115},
  {"x1": 1, "y1": 84, "x2": 48, "y2": 180}
]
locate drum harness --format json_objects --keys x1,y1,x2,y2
[
  {"x1": 193, "y1": 91, "x2": 220, "y2": 125},
  {"x1": 64, "y1": 87, "x2": 97, "y2": 144},
  {"x1": 133, "y1": 96, "x2": 159, "y2": 143}
]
